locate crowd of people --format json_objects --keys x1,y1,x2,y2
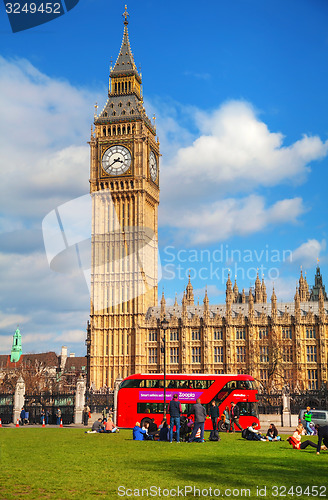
[
  {"x1": 84, "y1": 396, "x2": 328, "y2": 455},
  {"x1": 86, "y1": 412, "x2": 120, "y2": 434},
  {"x1": 18, "y1": 407, "x2": 64, "y2": 426},
  {"x1": 129, "y1": 396, "x2": 328, "y2": 454}
]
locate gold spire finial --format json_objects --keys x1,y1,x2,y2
[
  {"x1": 94, "y1": 102, "x2": 98, "y2": 117},
  {"x1": 123, "y1": 5, "x2": 129, "y2": 25}
]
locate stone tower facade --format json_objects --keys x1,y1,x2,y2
[
  {"x1": 87, "y1": 9, "x2": 328, "y2": 392},
  {"x1": 145, "y1": 270, "x2": 328, "y2": 392},
  {"x1": 88, "y1": 7, "x2": 160, "y2": 388}
]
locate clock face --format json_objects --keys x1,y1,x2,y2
[
  {"x1": 149, "y1": 150, "x2": 158, "y2": 181},
  {"x1": 102, "y1": 145, "x2": 132, "y2": 175}
]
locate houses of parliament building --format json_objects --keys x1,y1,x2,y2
[{"x1": 87, "y1": 7, "x2": 328, "y2": 391}]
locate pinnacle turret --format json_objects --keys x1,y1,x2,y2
[
  {"x1": 186, "y1": 273, "x2": 194, "y2": 305},
  {"x1": 110, "y1": 5, "x2": 141, "y2": 82}
]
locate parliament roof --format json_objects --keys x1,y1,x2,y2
[{"x1": 146, "y1": 301, "x2": 328, "y2": 321}]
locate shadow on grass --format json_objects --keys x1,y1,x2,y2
[{"x1": 127, "y1": 440, "x2": 327, "y2": 494}]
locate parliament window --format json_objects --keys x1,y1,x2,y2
[
  {"x1": 260, "y1": 369, "x2": 268, "y2": 382},
  {"x1": 214, "y1": 346, "x2": 223, "y2": 363},
  {"x1": 170, "y1": 330, "x2": 179, "y2": 341},
  {"x1": 148, "y1": 348, "x2": 157, "y2": 364},
  {"x1": 260, "y1": 346, "x2": 269, "y2": 363},
  {"x1": 259, "y1": 328, "x2": 268, "y2": 340},
  {"x1": 236, "y1": 346, "x2": 246, "y2": 363},
  {"x1": 283, "y1": 346, "x2": 293, "y2": 363},
  {"x1": 236, "y1": 329, "x2": 246, "y2": 340},
  {"x1": 282, "y1": 328, "x2": 292, "y2": 340},
  {"x1": 192, "y1": 331, "x2": 201, "y2": 341},
  {"x1": 308, "y1": 370, "x2": 318, "y2": 390},
  {"x1": 148, "y1": 331, "x2": 157, "y2": 342},
  {"x1": 306, "y1": 328, "x2": 316, "y2": 339},
  {"x1": 307, "y1": 345, "x2": 317, "y2": 362},
  {"x1": 214, "y1": 330, "x2": 223, "y2": 340},
  {"x1": 170, "y1": 347, "x2": 179, "y2": 364},
  {"x1": 192, "y1": 347, "x2": 201, "y2": 363}
]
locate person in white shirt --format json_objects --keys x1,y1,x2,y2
[{"x1": 247, "y1": 422, "x2": 266, "y2": 441}]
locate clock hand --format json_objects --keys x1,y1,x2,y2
[{"x1": 112, "y1": 157, "x2": 123, "y2": 164}]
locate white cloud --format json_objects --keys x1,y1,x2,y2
[
  {"x1": 152, "y1": 99, "x2": 327, "y2": 245},
  {"x1": 0, "y1": 56, "x2": 99, "y2": 223},
  {"x1": 269, "y1": 277, "x2": 299, "y2": 302},
  {"x1": 290, "y1": 239, "x2": 326, "y2": 267},
  {"x1": 161, "y1": 195, "x2": 305, "y2": 245},
  {"x1": 0, "y1": 336, "x2": 13, "y2": 353},
  {"x1": 57, "y1": 330, "x2": 86, "y2": 343},
  {"x1": 0, "y1": 56, "x2": 94, "y2": 355},
  {"x1": 161, "y1": 101, "x2": 328, "y2": 202},
  {"x1": 0, "y1": 311, "x2": 29, "y2": 330}
]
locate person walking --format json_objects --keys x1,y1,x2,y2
[
  {"x1": 56, "y1": 408, "x2": 62, "y2": 425},
  {"x1": 210, "y1": 401, "x2": 219, "y2": 431},
  {"x1": 167, "y1": 394, "x2": 182, "y2": 443},
  {"x1": 20, "y1": 407, "x2": 26, "y2": 426},
  {"x1": 40, "y1": 408, "x2": 45, "y2": 425},
  {"x1": 223, "y1": 406, "x2": 230, "y2": 432},
  {"x1": 230, "y1": 402, "x2": 243, "y2": 432},
  {"x1": 304, "y1": 407, "x2": 313, "y2": 435},
  {"x1": 188, "y1": 398, "x2": 207, "y2": 442},
  {"x1": 102, "y1": 406, "x2": 109, "y2": 423}
]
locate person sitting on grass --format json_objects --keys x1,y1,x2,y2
[
  {"x1": 148, "y1": 418, "x2": 158, "y2": 438},
  {"x1": 287, "y1": 424, "x2": 320, "y2": 451},
  {"x1": 92, "y1": 418, "x2": 104, "y2": 433},
  {"x1": 266, "y1": 423, "x2": 281, "y2": 441},
  {"x1": 159, "y1": 421, "x2": 169, "y2": 441},
  {"x1": 104, "y1": 416, "x2": 119, "y2": 433},
  {"x1": 133, "y1": 421, "x2": 147, "y2": 441},
  {"x1": 247, "y1": 422, "x2": 266, "y2": 441},
  {"x1": 142, "y1": 421, "x2": 153, "y2": 440}
]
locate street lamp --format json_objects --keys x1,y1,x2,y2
[
  {"x1": 85, "y1": 321, "x2": 91, "y2": 390},
  {"x1": 161, "y1": 316, "x2": 169, "y2": 418}
]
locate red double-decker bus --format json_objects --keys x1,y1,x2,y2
[{"x1": 117, "y1": 373, "x2": 260, "y2": 430}]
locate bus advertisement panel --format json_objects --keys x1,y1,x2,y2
[{"x1": 117, "y1": 373, "x2": 259, "y2": 430}]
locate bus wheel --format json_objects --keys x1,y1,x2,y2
[
  {"x1": 218, "y1": 421, "x2": 226, "y2": 432},
  {"x1": 140, "y1": 417, "x2": 152, "y2": 428}
]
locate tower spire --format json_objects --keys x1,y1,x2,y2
[
  {"x1": 10, "y1": 327, "x2": 22, "y2": 363},
  {"x1": 110, "y1": 6, "x2": 140, "y2": 82},
  {"x1": 123, "y1": 4, "x2": 129, "y2": 25}
]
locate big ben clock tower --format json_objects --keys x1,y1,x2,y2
[{"x1": 88, "y1": 6, "x2": 160, "y2": 388}]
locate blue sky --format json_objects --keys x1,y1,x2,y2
[{"x1": 0, "y1": 0, "x2": 327, "y2": 355}]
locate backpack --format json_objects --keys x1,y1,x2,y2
[
  {"x1": 241, "y1": 428, "x2": 248, "y2": 439},
  {"x1": 209, "y1": 430, "x2": 220, "y2": 441}
]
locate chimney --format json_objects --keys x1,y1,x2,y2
[{"x1": 60, "y1": 346, "x2": 67, "y2": 371}]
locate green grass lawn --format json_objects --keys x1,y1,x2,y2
[{"x1": 0, "y1": 429, "x2": 327, "y2": 499}]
